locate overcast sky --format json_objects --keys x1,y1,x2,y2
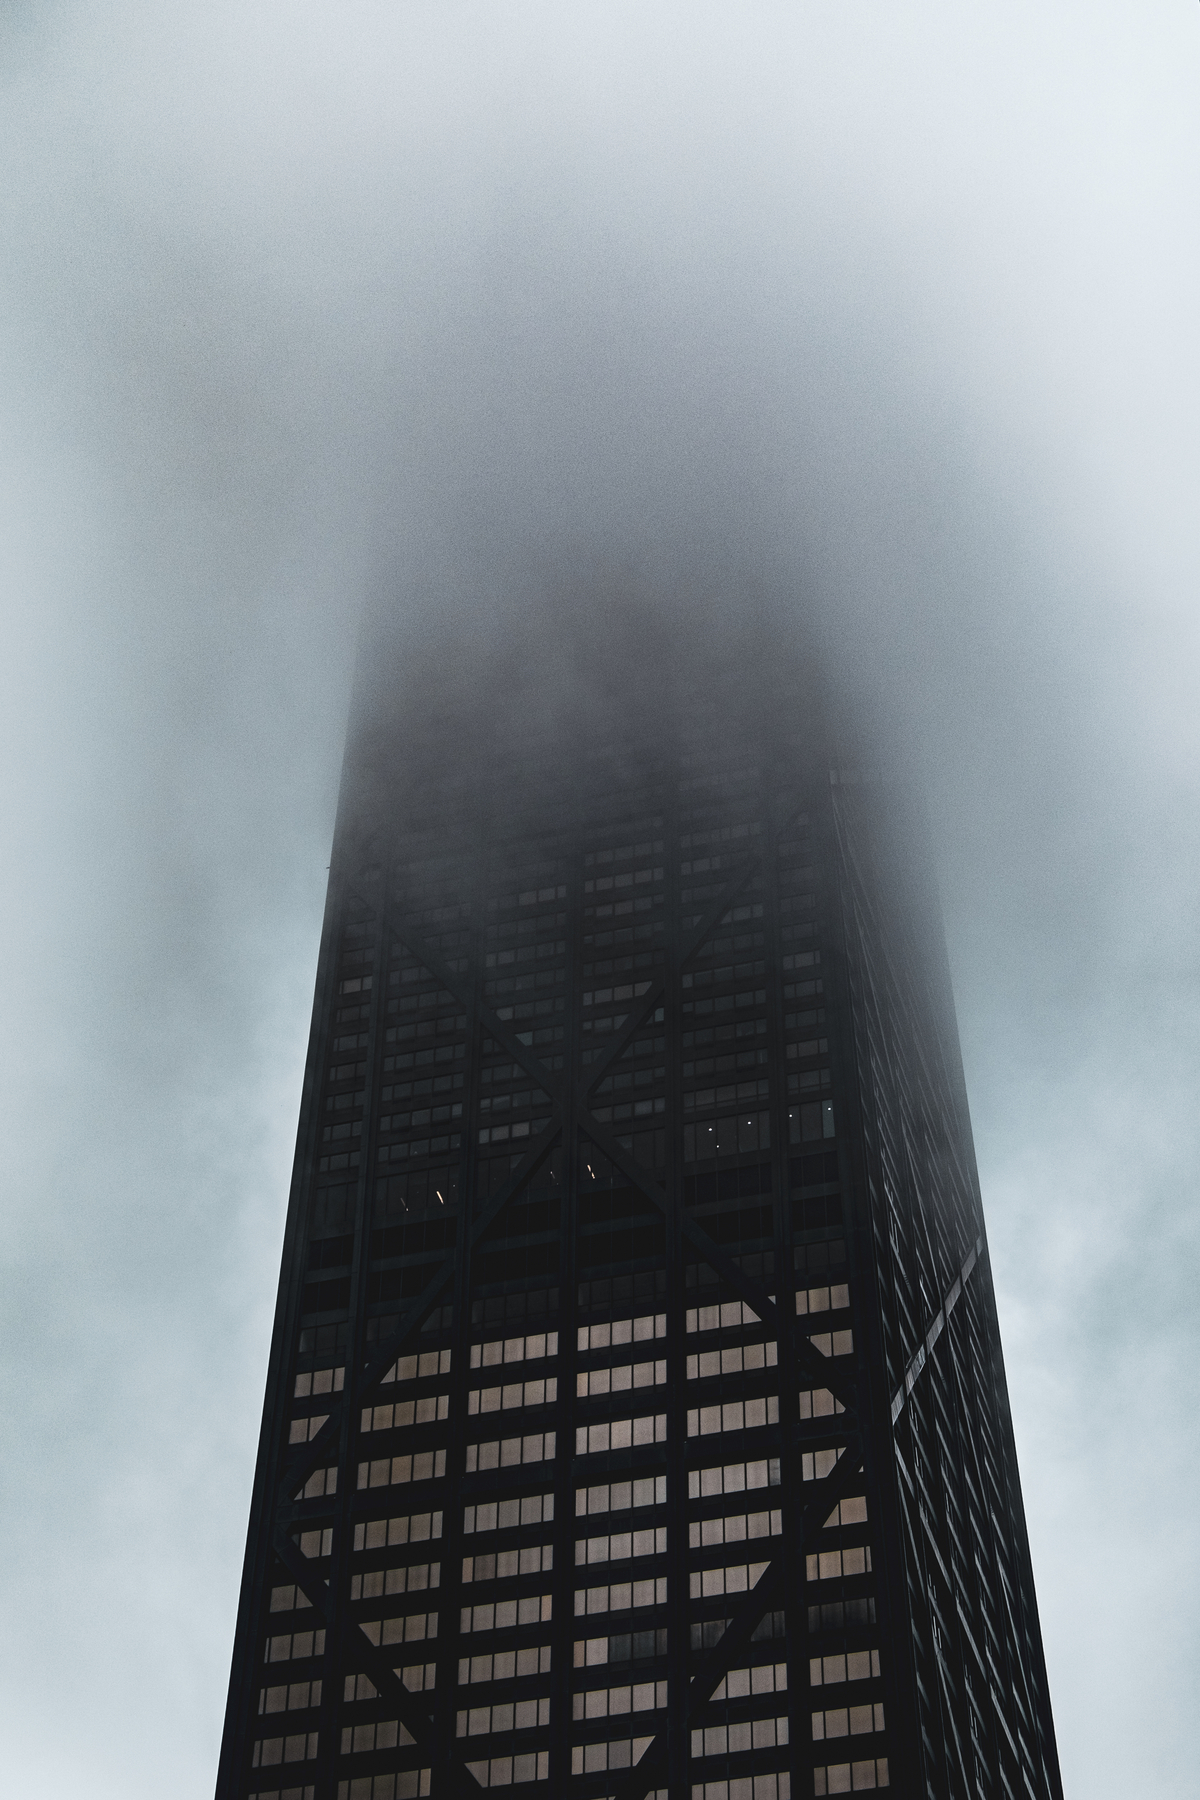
[{"x1": 1, "y1": 4, "x2": 1198, "y2": 1796}]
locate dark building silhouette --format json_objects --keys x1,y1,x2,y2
[{"x1": 218, "y1": 597, "x2": 1061, "y2": 1800}]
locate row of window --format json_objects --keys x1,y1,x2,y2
[
  {"x1": 352, "y1": 1509, "x2": 442, "y2": 1551},
  {"x1": 577, "y1": 1526, "x2": 666, "y2": 1564},
  {"x1": 683, "y1": 1015, "x2": 770, "y2": 1051},
  {"x1": 796, "y1": 1284, "x2": 849, "y2": 1315},
  {"x1": 688, "y1": 1300, "x2": 763, "y2": 1333},
  {"x1": 689, "y1": 1457, "x2": 781, "y2": 1499},
  {"x1": 460, "y1": 1593, "x2": 553, "y2": 1632},
  {"x1": 575, "y1": 1577, "x2": 667, "y2": 1615},
  {"x1": 491, "y1": 877, "x2": 568, "y2": 907},
  {"x1": 790, "y1": 1069, "x2": 832, "y2": 1103},
  {"x1": 689, "y1": 1560, "x2": 770, "y2": 1600},
  {"x1": 463, "y1": 1544, "x2": 553, "y2": 1582},
  {"x1": 278, "y1": 1547, "x2": 861, "y2": 1643},
  {"x1": 577, "y1": 1356, "x2": 665, "y2": 1397},
  {"x1": 691, "y1": 1775, "x2": 789, "y2": 1800},
  {"x1": 580, "y1": 1008, "x2": 629, "y2": 1038},
  {"x1": 293, "y1": 1365, "x2": 344, "y2": 1399},
  {"x1": 298, "y1": 1465, "x2": 337, "y2": 1500},
  {"x1": 252, "y1": 1733, "x2": 318, "y2": 1767},
  {"x1": 361, "y1": 1395, "x2": 449, "y2": 1432},
  {"x1": 687, "y1": 1397, "x2": 780, "y2": 1438},
  {"x1": 578, "y1": 1312, "x2": 666, "y2": 1350},
  {"x1": 478, "y1": 1089, "x2": 550, "y2": 1116},
  {"x1": 692, "y1": 1716, "x2": 788, "y2": 1755},
  {"x1": 470, "y1": 1331, "x2": 557, "y2": 1368},
  {"x1": 358, "y1": 1613, "x2": 437, "y2": 1646},
  {"x1": 381, "y1": 1041, "x2": 464, "y2": 1072},
  {"x1": 335, "y1": 1770, "x2": 429, "y2": 1799},
  {"x1": 356, "y1": 1449, "x2": 446, "y2": 1490},
  {"x1": 583, "y1": 1621, "x2": 670, "y2": 1664},
  {"x1": 348, "y1": 1561, "x2": 438, "y2": 1601},
  {"x1": 678, "y1": 819, "x2": 762, "y2": 850},
  {"x1": 576, "y1": 1414, "x2": 667, "y2": 1454},
  {"x1": 684, "y1": 1050, "x2": 770, "y2": 1086},
  {"x1": 328, "y1": 1056, "x2": 366, "y2": 1084},
  {"x1": 573, "y1": 1678, "x2": 666, "y2": 1718},
  {"x1": 339, "y1": 1720, "x2": 415, "y2": 1756},
  {"x1": 586, "y1": 837, "x2": 666, "y2": 867},
  {"x1": 791, "y1": 1101, "x2": 836, "y2": 1142},
  {"x1": 691, "y1": 1507, "x2": 780, "y2": 1548},
  {"x1": 294, "y1": 1527, "x2": 332, "y2": 1560},
  {"x1": 387, "y1": 985, "x2": 455, "y2": 1013},
  {"x1": 379, "y1": 1072, "x2": 463, "y2": 1105},
  {"x1": 712, "y1": 1660, "x2": 788, "y2": 1699},
  {"x1": 396, "y1": 1662, "x2": 436, "y2": 1693},
  {"x1": 322, "y1": 1119, "x2": 362, "y2": 1145},
  {"x1": 464, "y1": 1492, "x2": 553, "y2": 1533},
  {"x1": 465, "y1": 1751, "x2": 548, "y2": 1787},
  {"x1": 485, "y1": 940, "x2": 565, "y2": 968},
  {"x1": 269, "y1": 1585, "x2": 313, "y2": 1614},
  {"x1": 458, "y1": 1645, "x2": 552, "y2": 1684},
  {"x1": 684, "y1": 1080, "x2": 769, "y2": 1113},
  {"x1": 265, "y1": 1629, "x2": 325, "y2": 1663},
  {"x1": 811, "y1": 1650, "x2": 881, "y2": 1686},
  {"x1": 684, "y1": 1113, "x2": 771, "y2": 1161},
  {"x1": 687, "y1": 1341, "x2": 778, "y2": 1379},
  {"x1": 583, "y1": 979, "x2": 655, "y2": 1005},
  {"x1": 289, "y1": 1413, "x2": 328, "y2": 1445},
  {"x1": 258, "y1": 1680, "x2": 320, "y2": 1714},
  {"x1": 375, "y1": 1133, "x2": 461, "y2": 1164},
  {"x1": 807, "y1": 1546, "x2": 873, "y2": 1581},
  {"x1": 802, "y1": 1448, "x2": 847, "y2": 1482},
  {"x1": 812, "y1": 1759, "x2": 890, "y2": 1792},
  {"x1": 456, "y1": 1696, "x2": 550, "y2": 1736},
  {"x1": 481, "y1": 1057, "x2": 564, "y2": 1087},
  {"x1": 681, "y1": 960, "x2": 766, "y2": 987},
  {"x1": 469, "y1": 1377, "x2": 556, "y2": 1414},
  {"x1": 464, "y1": 1431, "x2": 555, "y2": 1472},
  {"x1": 385, "y1": 1019, "x2": 465, "y2": 1049},
  {"x1": 808, "y1": 1598, "x2": 877, "y2": 1632},
  {"x1": 684, "y1": 991, "x2": 768, "y2": 1022},
  {"x1": 477, "y1": 1112, "x2": 555, "y2": 1145},
  {"x1": 569, "y1": 1736, "x2": 652, "y2": 1775},
  {"x1": 584, "y1": 859, "x2": 663, "y2": 894},
  {"x1": 798, "y1": 1388, "x2": 845, "y2": 1420},
  {"x1": 593, "y1": 1075, "x2": 668, "y2": 1118},
  {"x1": 822, "y1": 1495, "x2": 868, "y2": 1528},
  {"x1": 587, "y1": 889, "x2": 662, "y2": 921},
  {"x1": 589, "y1": 1097, "x2": 667, "y2": 1124},
  {"x1": 577, "y1": 1475, "x2": 666, "y2": 1516},
  {"x1": 487, "y1": 985, "x2": 563, "y2": 1018},
  {"x1": 811, "y1": 1704, "x2": 886, "y2": 1741}
]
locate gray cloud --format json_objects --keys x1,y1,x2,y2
[{"x1": 1, "y1": 3, "x2": 1197, "y2": 1794}]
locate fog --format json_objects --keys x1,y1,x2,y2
[{"x1": 1, "y1": 3, "x2": 1197, "y2": 1794}]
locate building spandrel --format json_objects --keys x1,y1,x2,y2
[{"x1": 217, "y1": 607, "x2": 1061, "y2": 1800}]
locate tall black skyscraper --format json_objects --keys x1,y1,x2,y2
[{"x1": 217, "y1": 598, "x2": 1061, "y2": 1800}]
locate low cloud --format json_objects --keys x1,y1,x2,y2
[{"x1": 0, "y1": 4, "x2": 1197, "y2": 1794}]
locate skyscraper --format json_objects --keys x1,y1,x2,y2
[{"x1": 217, "y1": 598, "x2": 1062, "y2": 1800}]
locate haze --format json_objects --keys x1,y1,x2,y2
[{"x1": 1, "y1": 5, "x2": 1197, "y2": 1796}]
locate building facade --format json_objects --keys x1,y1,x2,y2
[{"x1": 217, "y1": 615, "x2": 1062, "y2": 1800}]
